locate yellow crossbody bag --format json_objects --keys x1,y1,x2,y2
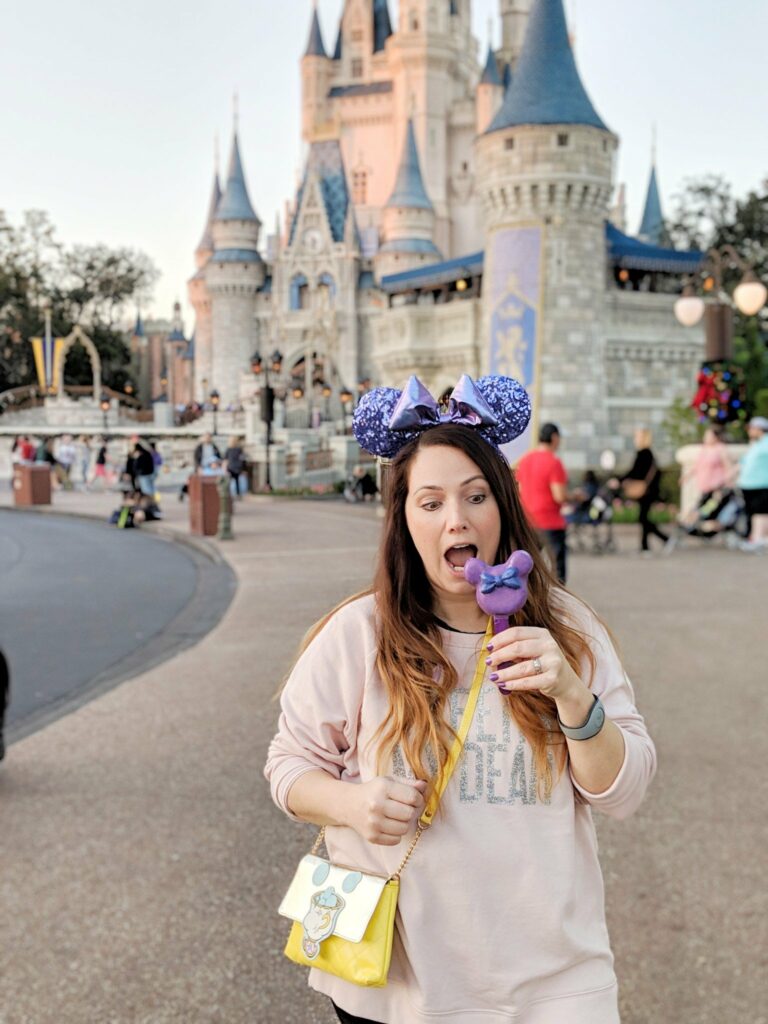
[{"x1": 278, "y1": 621, "x2": 492, "y2": 987}]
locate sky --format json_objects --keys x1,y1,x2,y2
[{"x1": 2, "y1": 0, "x2": 766, "y2": 330}]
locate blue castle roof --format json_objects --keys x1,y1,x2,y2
[
  {"x1": 606, "y1": 222, "x2": 702, "y2": 273},
  {"x1": 133, "y1": 313, "x2": 144, "y2": 338},
  {"x1": 488, "y1": 0, "x2": 608, "y2": 133},
  {"x1": 196, "y1": 171, "x2": 222, "y2": 252},
  {"x1": 333, "y1": 22, "x2": 342, "y2": 60},
  {"x1": 373, "y1": 0, "x2": 393, "y2": 53},
  {"x1": 183, "y1": 332, "x2": 195, "y2": 361},
  {"x1": 289, "y1": 140, "x2": 353, "y2": 246},
  {"x1": 386, "y1": 120, "x2": 433, "y2": 211},
  {"x1": 480, "y1": 45, "x2": 501, "y2": 87},
  {"x1": 304, "y1": 5, "x2": 327, "y2": 58},
  {"x1": 215, "y1": 133, "x2": 260, "y2": 224},
  {"x1": 502, "y1": 62, "x2": 513, "y2": 91},
  {"x1": 638, "y1": 165, "x2": 665, "y2": 245}
]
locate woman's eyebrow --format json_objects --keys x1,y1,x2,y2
[{"x1": 413, "y1": 475, "x2": 486, "y2": 495}]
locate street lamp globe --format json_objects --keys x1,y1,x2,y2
[
  {"x1": 251, "y1": 351, "x2": 263, "y2": 375},
  {"x1": 674, "y1": 290, "x2": 706, "y2": 328},
  {"x1": 733, "y1": 273, "x2": 768, "y2": 317},
  {"x1": 270, "y1": 349, "x2": 283, "y2": 372},
  {"x1": 339, "y1": 388, "x2": 353, "y2": 405}
]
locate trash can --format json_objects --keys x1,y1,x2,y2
[
  {"x1": 188, "y1": 474, "x2": 221, "y2": 536},
  {"x1": 13, "y1": 464, "x2": 52, "y2": 506}
]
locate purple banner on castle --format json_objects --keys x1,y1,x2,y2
[{"x1": 487, "y1": 227, "x2": 542, "y2": 461}]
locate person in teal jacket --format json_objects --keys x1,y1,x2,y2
[{"x1": 738, "y1": 417, "x2": 768, "y2": 550}]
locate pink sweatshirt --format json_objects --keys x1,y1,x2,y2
[{"x1": 265, "y1": 593, "x2": 656, "y2": 1024}]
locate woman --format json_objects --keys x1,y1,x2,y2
[
  {"x1": 225, "y1": 436, "x2": 246, "y2": 497},
  {"x1": 265, "y1": 375, "x2": 656, "y2": 1024},
  {"x1": 619, "y1": 428, "x2": 669, "y2": 554},
  {"x1": 676, "y1": 426, "x2": 736, "y2": 538}
]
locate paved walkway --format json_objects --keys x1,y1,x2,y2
[{"x1": 0, "y1": 486, "x2": 764, "y2": 1023}]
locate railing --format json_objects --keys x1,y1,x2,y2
[
  {"x1": 0, "y1": 384, "x2": 43, "y2": 411},
  {"x1": 306, "y1": 449, "x2": 333, "y2": 471}
]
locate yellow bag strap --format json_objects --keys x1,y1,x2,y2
[
  {"x1": 419, "y1": 617, "x2": 493, "y2": 829},
  {"x1": 312, "y1": 617, "x2": 493, "y2": 880}
]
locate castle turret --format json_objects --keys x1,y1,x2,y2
[
  {"x1": 302, "y1": 3, "x2": 335, "y2": 142},
  {"x1": 476, "y1": 43, "x2": 504, "y2": 134},
  {"x1": 638, "y1": 162, "x2": 665, "y2": 245},
  {"x1": 188, "y1": 166, "x2": 221, "y2": 402},
  {"x1": 206, "y1": 128, "x2": 265, "y2": 407},
  {"x1": 476, "y1": 0, "x2": 618, "y2": 466},
  {"x1": 375, "y1": 119, "x2": 441, "y2": 279},
  {"x1": 499, "y1": 0, "x2": 533, "y2": 69}
]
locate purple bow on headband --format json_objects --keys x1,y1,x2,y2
[
  {"x1": 352, "y1": 373, "x2": 531, "y2": 459},
  {"x1": 388, "y1": 375, "x2": 499, "y2": 432}
]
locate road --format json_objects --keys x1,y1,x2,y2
[{"x1": 0, "y1": 511, "x2": 235, "y2": 740}]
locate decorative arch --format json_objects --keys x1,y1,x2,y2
[
  {"x1": 55, "y1": 326, "x2": 102, "y2": 398},
  {"x1": 317, "y1": 272, "x2": 336, "y2": 307}
]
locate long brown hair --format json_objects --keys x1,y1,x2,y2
[
  {"x1": 292, "y1": 425, "x2": 596, "y2": 795},
  {"x1": 373, "y1": 425, "x2": 596, "y2": 796}
]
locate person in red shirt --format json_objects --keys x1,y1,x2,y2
[{"x1": 515, "y1": 423, "x2": 569, "y2": 583}]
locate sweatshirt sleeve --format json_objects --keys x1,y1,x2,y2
[
  {"x1": 568, "y1": 610, "x2": 657, "y2": 820},
  {"x1": 263, "y1": 599, "x2": 374, "y2": 821}
]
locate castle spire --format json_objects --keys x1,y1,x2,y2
[
  {"x1": 304, "y1": 2, "x2": 328, "y2": 58},
  {"x1": 487, "y1": 0, "x2": 608, "y2": 133},
  {"x1": 480, "y1": 44, "x2": 501, "y2": 86},
  {"x1": 638, "y1": 161, "x2": 665, "y2": 245},
  {"x1": 196, "y1": 160, "x2": 222, "y2": 253},
  {"x1": 373, "y1": 0, "x2": 393, "y2": 53},
  {"x1": 386, "y1": 119, "x2": 433, "y2": 211},
  {"x1": 214, "y1": 130, "x2": 260, "y2": 224}
]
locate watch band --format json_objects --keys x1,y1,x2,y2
[{"x1": 557, "y1": 694, "x2": 606, "y2": 741}]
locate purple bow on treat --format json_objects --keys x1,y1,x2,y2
[
  {"x1": 352, "y1": 373, "x2": 531, "y2": 459},
  {"x1": 479, "y1": 566, "x2": 521, "y2": 595}
]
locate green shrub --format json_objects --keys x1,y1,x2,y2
[{"x1": 756, "y1": 388, "x2": 768, "y2": 419}]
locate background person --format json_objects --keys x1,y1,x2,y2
[
  {"x1": 737, "y1": 416, "x2": 768, "y2": 550},
  {"x1": 515, "y1": 422, "x2": 569, "y2": 583},
  {"x1": 615, "y1": 428, "x2": 670, "y2": 555},
  {"x1": 225, "y1": 436, "x2": 246, "y2": 496},
  {"x1": 265, "y1": 376, "x2": 655, "y2": 1024}
]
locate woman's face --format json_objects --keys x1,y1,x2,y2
[{"x1": 404, "y1": 444, "x2": 502, "y2": 600}]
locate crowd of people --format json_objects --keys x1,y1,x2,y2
[{"x1": 513, "y1": 416, "x2": 768, "y2": 581}]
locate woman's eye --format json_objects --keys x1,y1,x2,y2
[
  {"x1": 421, "y1": 501, "x2": 441, "y2": 511},
  {"x1": 468, "y1": 493, "x2": 486, "y2": 504}
]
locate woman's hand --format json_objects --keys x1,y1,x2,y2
[
  {"x1": 344, "y1": 777, "x2": 428, "y2": 846},
  {"x1": 485, "y1": 626, "x2": 586, "y2": 704}
]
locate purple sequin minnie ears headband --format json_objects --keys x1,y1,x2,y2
[{"x1": 352, "y1": 373, "x2": 531, "y2": 459}]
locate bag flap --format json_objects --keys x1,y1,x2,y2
[{"x1": 278, "y1": 855, "x2": 388, "y2": 944}]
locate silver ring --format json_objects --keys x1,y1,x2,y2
[{"x1": 532, "y1": 657, "x2": 543, "y2": 675}]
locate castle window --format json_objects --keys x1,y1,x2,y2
[
  {"x1": 505, "y1": 137, "x2": 515, "y2": 150},
  {"x1": 351, "y1": 57, "x2": 364, "y2": 78},
  {"x1": 557, "y1": 133, "x2": 569, "y2": 147},
  {"x1": 352, "y1": 170, "x2": 368, "y2": 205},
  {"x1": 317, "y1": 273, "x2": 336, "y2": 307},
  {"x1": 290, "y1": 274, "x2": 310, "y2": 311}
]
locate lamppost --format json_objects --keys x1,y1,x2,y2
[
  {"x1": 251, "y1": 348, "x2": 283, "y2": 491},
  {"x1": 100, "y1": 394, "x2": 110, "y2": 432},
  {"x1": 674, "y1": 246, "x2": 767, "y2": 357},
  {"x1": 210, "y1": 389, "x2": 220, "y2": 435},
  {"x1": 674, "y1": 247, "x2": 767, "y2": 425}
]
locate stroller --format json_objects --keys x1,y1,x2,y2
[
  {"x1": 566, "y1": 474, "x2": 618, "y2": 555},
  {"x1": 667, "y1": 487, "x2": 747, "y2": 550}
]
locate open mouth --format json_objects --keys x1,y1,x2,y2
[{"x1": 444, "y1": 543, "x2": 478, "y2": 576}]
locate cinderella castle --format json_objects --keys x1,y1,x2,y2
[{"x1": 183, "y1": 0, "x2": 703, "y2": 467}]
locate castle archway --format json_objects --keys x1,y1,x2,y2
[{"x1": 55, "y1": 326, "x2": 102, "y2": 398}]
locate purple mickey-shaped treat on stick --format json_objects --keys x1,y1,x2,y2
[{"x1": 464, "y1": 550, "x2": 534, "y2": 637}]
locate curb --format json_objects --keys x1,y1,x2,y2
[{"x1": 0, "y1": 502, "x2": 224, "y2": 565}]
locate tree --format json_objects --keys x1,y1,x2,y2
[
  {"x1": 0, "y1": 210, "x2": 158, "y2": 395},
  {"x1": 668, "y1": 176, "x2": 768, "y2": 425}
]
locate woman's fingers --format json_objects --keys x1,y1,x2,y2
[{"x1": 487, "y1": 638, "x2": 552, "y2": 667}]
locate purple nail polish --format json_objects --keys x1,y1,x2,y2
[
  {"x1": 487, "y1": 643, "x2": 494, "y2": 652},
  {"x1": 498, "y1": 686, "x2": 511, "y2": 695},
  {"x1": 485, "y1": 657, "x2": 492, "y2": 666},
  {"x1": 489, "y1": 672, "x2": 499, "y2": 682}
]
